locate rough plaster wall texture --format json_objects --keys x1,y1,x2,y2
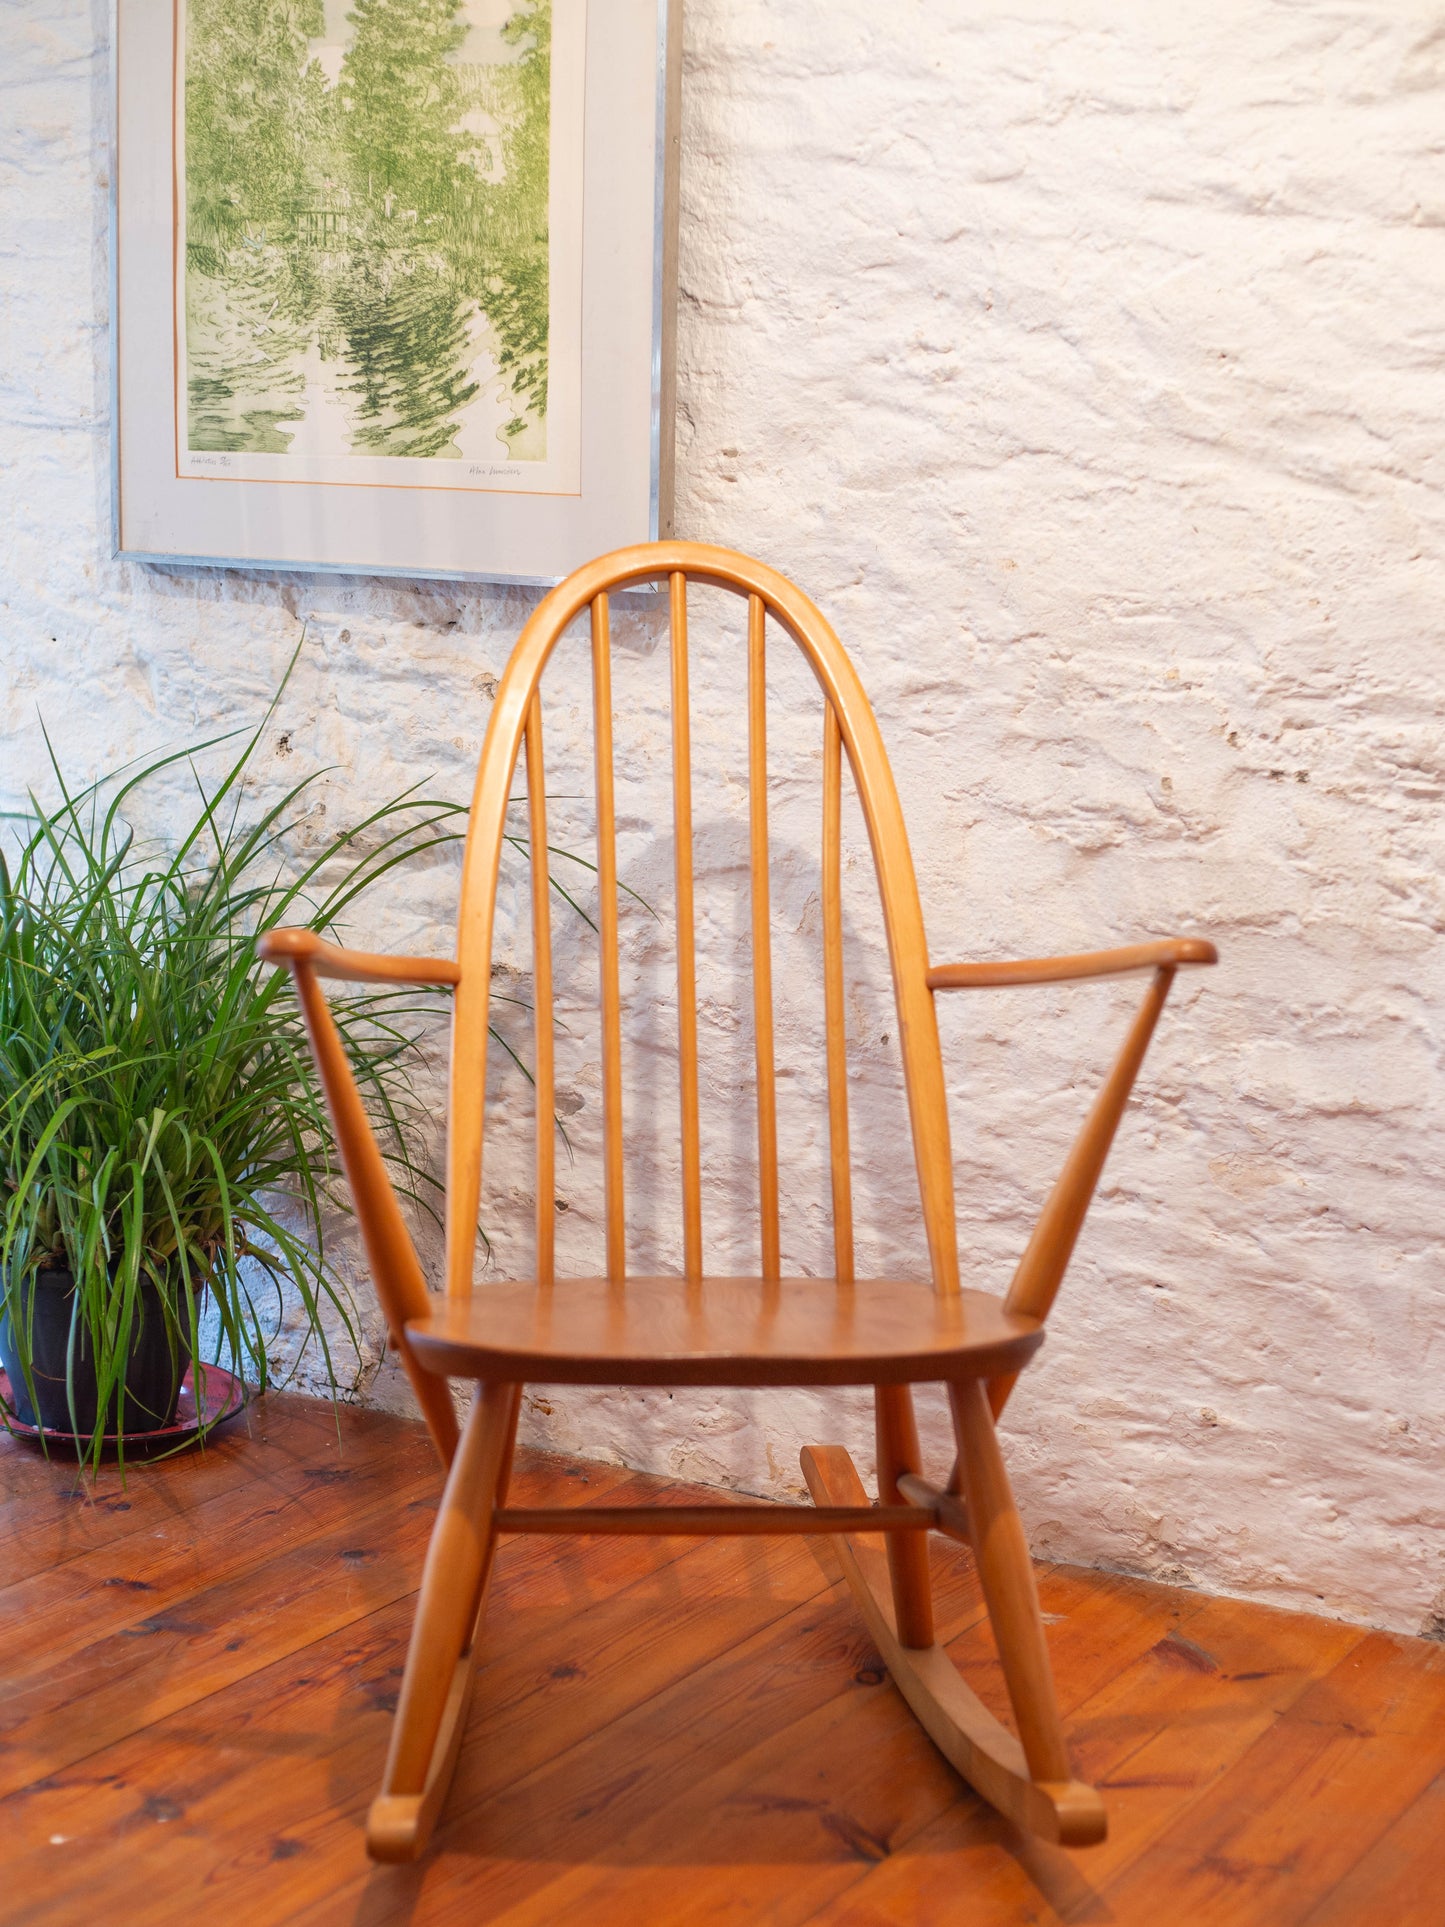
[{"x1": 3, "y1": 0, "x2": 1444, "y2": 1634}]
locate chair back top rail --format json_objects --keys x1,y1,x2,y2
[{"x1": 443, "y1": 541, "x2": 960, "y2": 1300}]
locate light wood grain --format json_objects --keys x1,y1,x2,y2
[
  {"x1": 802, "y1": 1442, "x2": 1105, "y2": 1848},
  {"x1": 273, "y1": 956, "x2": 459, "y2": 1466},
  {"x1": 897, "y1": 1470, "x2": 971, "y2": 1545},
  {"x1": 494, "y1": 1502, "x2": 935, "y2": 1536},
  {"x1": 875, "y1": 1384, "x2": 935, "y2": 1648},
  {"x1": 591, "y1": 591, "x2": 627, "y2": 1282},
  {"x1": 950, "y1": 1376, "x2": 1072, "y2": 1784},
  {"x1": 670, "y1": 570, "x2": 704, "y2": 1282},
  {"x1": 524, "y1": 695, "x2": 555, "y2": 1286},
  {"x1": 748, "y1": 592, "x2": 781, "y2": 1280},
  {"x1": 822, "y1": 701, "x2": 855, "y2": 1286},
  {"x1": 370, "y1": 1380, "x2": 520, "y2": 1859},
  {"x1": 407, "y1": 1275, "x2": 1043, "y2": 1388},
  {"x1": 257, "y1": 926, "x2": 460, "y2": 985},
  {"x1": 257, "y1": 538, "x2": 1218, "y2": 1863},
  {"x1": 434, "y1": 541, "x2": 971, "y2": 1305},
  {"x1": 928, "y1": 937, "x2": 1217, "y2": 989},
  {"x1": 991, "y1": 963, "x2": 1178, "y2": 1418}
]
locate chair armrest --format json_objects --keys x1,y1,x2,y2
[
  {"x1": 258, "y1": 926, "x2": 461, "y2": 987},
  {"x1": 926, "y1": 937, "x2": 1217, "y2": 990}
]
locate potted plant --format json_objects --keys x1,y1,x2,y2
[{"x1": 0, "y1": 701, "x2": 466, "y2": 1466}]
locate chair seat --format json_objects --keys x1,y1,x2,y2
[{"x1": 406, "y1": 1276, "x2": 1044, "y2": 1388}]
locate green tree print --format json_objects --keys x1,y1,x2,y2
[{"x1": 182, "y1": 0, "x2": 553, "y2": 461}]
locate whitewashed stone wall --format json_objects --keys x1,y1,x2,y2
[{"x1": 4, "y1": 0, "x2": 1443, "y2": 1637}]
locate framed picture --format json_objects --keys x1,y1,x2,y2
[{"x1": 112, "y1": 0, "x2": 680, "y2": 585}]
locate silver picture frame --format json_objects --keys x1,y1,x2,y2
[{"x1": 111, "y1": 0, "x2": 680, "y2": 587}]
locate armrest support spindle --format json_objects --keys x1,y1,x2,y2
[
  {"x1": 260, "y1": 930, "x2": 461, "y2": 1465},
  {"x1": 987, "y1": 964, "x2": 1183, "y2": 1419}
]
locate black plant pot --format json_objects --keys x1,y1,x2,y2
[{"x1": 0, "y1": 1267, "x2": 192, "y2": 1437}]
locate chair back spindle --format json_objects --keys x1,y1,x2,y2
[
  {"x1": 448, "y1": 543, "x2": 961, "y2": 1301},
  {"x1": 670, "y1": 573, "x2": 705, "y2": 1283},
  {"x1": 822, "y1": 702, "x2": 855, "y2": 1285},
  {"x1": 590, "y1": 592, "x2": 628, "y2": 1282},
  {"x1": 747, "y1": 594, "x2": 782, "y2": 1281},
  {"x1": 525, "y1": 696, "x2": 555, "y2": 1285}
]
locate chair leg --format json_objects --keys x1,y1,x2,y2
[
  {"x1": 803, "y1": 1400, "x2": 1105, "y2": 1847},
  {"x1": 948, "y1": 1376, "x2": 1070, "y2": 1784},
  {"x1": 874, "y1": 1384, "x2": 935, "y2": 1648},
  {"x1": 366, "y1": 1379, "x2": 521, "y2": 1863}
]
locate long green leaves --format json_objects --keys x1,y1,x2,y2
[{"x1": 0, "y1": 703, "x2": 477, "y2": 1467}]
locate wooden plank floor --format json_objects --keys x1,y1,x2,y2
[{"x1": 2, "y1": 1394, "x2": 1441, "y2": 1925}]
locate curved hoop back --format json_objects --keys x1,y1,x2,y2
[{"x1": 444, "y1": 541, "x2": 960, "y2": 1298}]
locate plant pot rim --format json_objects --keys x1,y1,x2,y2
[{"x1": 0, "y1": 1361, "x2": 246, "y2": 1454}]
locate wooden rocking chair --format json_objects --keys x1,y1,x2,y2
[{"x1": 260, "y1": 541, "x2": 1215, "y2": 1862}]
